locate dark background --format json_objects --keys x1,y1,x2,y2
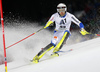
[{"x1": 2, "y1": 0, "x2": 100, "y2": 21}]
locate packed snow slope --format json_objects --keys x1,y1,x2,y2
[
  {"x1": 0, "y1": 37, "x2": 100, "y2": 72},
  {"x1": 0, "y1": 21, "x2": 100, "y2": 72}
]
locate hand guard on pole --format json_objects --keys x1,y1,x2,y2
[
  {"x1": 80, "y1": 28, "x2": 90, "y2": 35},
  {"x1": 44, "y1": 21, "x2": 53, "y2": 28}
]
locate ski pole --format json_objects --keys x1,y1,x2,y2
[
  {"x1": 6, "y1": 27, "x2": 44, "y2": 49},
  {"x1": 87, "y1": 33, "x2": 100, "y2": 36},
  {"x1": 81, "y1": 30, "x2": 100, "y2": 36},
  {"x1": 95, "y1": 34, "x2": 100, "y2": 36}
]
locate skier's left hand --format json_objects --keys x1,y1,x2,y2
[{"x1": 80, "y1": 28, "x2": 90, "y2": 35}]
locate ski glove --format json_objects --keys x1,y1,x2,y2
[
  {"x1": 44, "y1": 21, "x2": 53, "y2": 28},
  {"x1": 80, "y1": 28, "x2": 90, "y2": 35}
]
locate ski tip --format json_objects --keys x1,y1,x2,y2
[
  {"x1": 70, "y1": 49, "x2": 73, "y2": 51},
  {"x1": 30, "y1": 60, "x2": 39, "y2": 64},
  {"x1": 41, "y1": 48, "x2": 44, "y2": 50}
]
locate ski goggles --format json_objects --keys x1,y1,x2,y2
[
  {"x1": 57, "y1": 8, "x2": 66, "y2": 12},
  {"x1": 57, "y1": 7, "x2": 67, "y2": 12},
  {"x1": 57, "y1": 7, "x2": 66, "y2": 9}
]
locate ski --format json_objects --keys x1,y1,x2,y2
[
  {"x1": 30, "y1": 49, "x2": 73, "y2": 63},
  {"x1": 56, "y1": 49, "x2": 73, "y2": 53}
]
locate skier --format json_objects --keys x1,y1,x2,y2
[{"x1": 32, "y1": 3, "x2": 89, "y2": 63}]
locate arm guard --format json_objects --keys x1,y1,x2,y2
[{"x1": 79, "y1": 22, "x2": 84, "y2": 29}]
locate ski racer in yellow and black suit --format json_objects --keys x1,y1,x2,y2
[{"x1": 32, "y1": 3, "x2": 90, "y2": 63}]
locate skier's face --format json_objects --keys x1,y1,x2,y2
[
  {"x1": 59, "y1": 11, "x2": 66, "y2": 16},
  {"x1": 58, "y1": 8, "x2": 66, "y2": 16}
]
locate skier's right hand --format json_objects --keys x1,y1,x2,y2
[{"x1": 44, "y1": 21, "x2": 53, "y2": 28}]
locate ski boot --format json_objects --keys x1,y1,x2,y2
[
  {"x1": 51, "y1": 52, "x2": 59, "y2": 57},
  {"x1": 32, "y1": 55, "x2": 39, "y2": 63}
]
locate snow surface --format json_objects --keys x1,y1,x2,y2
[{"x1": 0, "y1": 21, "x2": 100, "y2": 72}]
